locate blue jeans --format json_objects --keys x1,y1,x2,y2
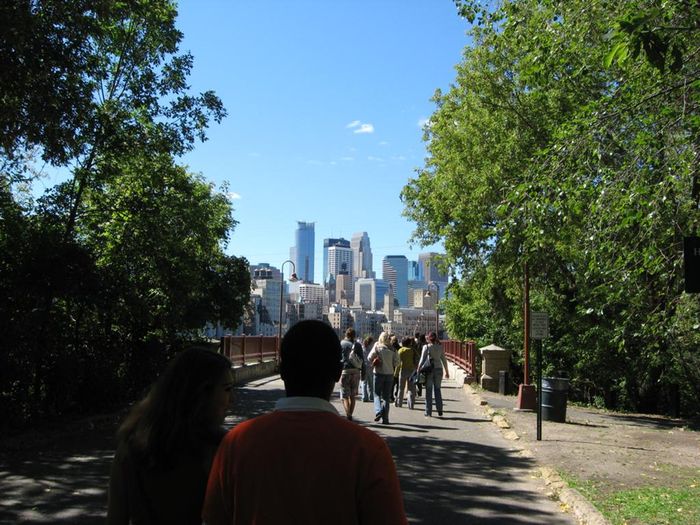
[
  {"x1": 424, "y1": 369, "x2": 444, "y2": 416},
  {"x1": 373, "y1": 373, "x2": 393, "y2": 423},
  {"x1": 361, "y1": 375, "x2": 374, "y2": 401}
]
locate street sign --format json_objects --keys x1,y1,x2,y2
[{"x1": 530, "y1": 311, "x2": 549, "y2": 339}]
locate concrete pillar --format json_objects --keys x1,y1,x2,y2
[{"x1": 479, "y1": 344, "x2": 511, "y2": 392}]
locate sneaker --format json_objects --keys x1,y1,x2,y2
[
  {"x1": 374, "y1": 412, "x2": 382, "y2": 422},
  {"x1": 438, "y1": 411, "x2": 443, "y2": 416},
  {"x1": 347, "y1": 415, "x2": 353, "y2": 422}
]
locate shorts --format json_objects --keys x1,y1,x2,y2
[{"x1": 339, "y1": 370, "x2": 361, "y2": 399}]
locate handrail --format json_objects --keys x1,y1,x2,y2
[
  {"x1": 442, "y1": 340, "x2": 477, "y2": 381},
  {"x1": 220, "y1": 335, "x2": 279, "y2": 367}
]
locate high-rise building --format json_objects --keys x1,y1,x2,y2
[
  {"x1": 298, "y1": 283, "x2": 325, "y2": 304},
  {"x1": 351, "y1": 232, "x2": 374, "y2": 280},
  {"x1": 293, "y1": 221, "x2": 315, "y2": 283},
  {"x1": 327, "y1": 244, "x2": 353, "y2": 281},
  {"x1": 323, "y1": 238, "x2": 350, "y2": 284},
  {"x1": 382, "y1": 255, "x2": 409, "y2": 307},
  {"x1": 408, "y1": 260, "x2": 420, "y2": 281},
  {"x1": 418, "y1": 252, "x2": 448, "y2": 283},
  {"x1": 354, "y1": 277, "x2": 391, "y2": 311}
]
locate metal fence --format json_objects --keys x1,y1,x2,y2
[
  {"x1": 220, "y1": 335, "x2": 477, "y2": 381},
  {"x1": 220, "y1": 335, "x2": 279, "y2": 367},
  {"x1": 443, "y1": 340, "x2": 477, "y2": 380}
]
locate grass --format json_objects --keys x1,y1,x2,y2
[{"x1": 560, "y1": 472, "x2": 700, "y2": 525}]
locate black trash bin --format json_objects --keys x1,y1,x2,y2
[{"x1": 541, "y1": 377, "x2": 569, "y2": 422}]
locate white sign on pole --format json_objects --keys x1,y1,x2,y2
[{"x1": 530, "y1": 311, "x2": 549, "y2": 339}]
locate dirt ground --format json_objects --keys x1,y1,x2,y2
[{"x1": 471, "y1": 385, "x2": 700, "y2": 496}]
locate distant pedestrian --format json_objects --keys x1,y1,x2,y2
[
  {"x1": 414, "y1": 333, "x2": 427, "y2": 397},
  {"x1": 368, "y1": 332, "x2": 399, "y2": 424},
  {"x1": 360, "y1": 335, "x2": 375, "y2": 402},
  {"x1": 390, "y1": 335, "x2": 401, "y2": 401},
  {"x1": 202, "y1": 320, "x2": 407, "y2": 525},
  {"x1": 418, "y1": 331, "x2": 449, "y2": 417},
  {"x1": 107, "y1": 347, "x2": 232, "y2": 525},
  {"x1": 396, "y1": 337, "x2": 417, "y2": 409},
  {"x1": 339, "y1": 328, "x2": 363, "y2": 421}
]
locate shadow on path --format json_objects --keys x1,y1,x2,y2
[{"x1": 388, "y1": 434, "x2": 568, "y2": 525}]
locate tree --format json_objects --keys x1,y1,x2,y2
[
  {"x1": 404, "y1": 0, "x2": 700, "y2": 414},
  {"x1": 0, "y1": 1, "x2": 249, "y2": 430}
]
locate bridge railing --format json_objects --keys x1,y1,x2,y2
[
  {"x1": 443, "y1": 340, "x2": 477, "y2": 380},
  {"x1": 220, "y1": 335, "x2": 279, "y2": 367}
]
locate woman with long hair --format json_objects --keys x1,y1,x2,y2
[
  {"x1": 367, "y1": 332, "x2": 399, "y2": 424},
  {"x1": 417, "y1": 332, "x2": 449, "y2": 417},
  {"x1": 107, "y1": 347, "x2": 233, "y2": 525}
]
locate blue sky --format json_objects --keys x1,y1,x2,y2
[{"x1": 176, "y1": 0, "x2": 471, "y2": 283}]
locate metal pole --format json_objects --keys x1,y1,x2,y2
[
  {"x1": 523, "y1": 261, "x2": 530, "y2": 384},
  {"x1": 278, "y1": 260, "x2": 297, "y2": 360},
  {"x1": 537, "y1": 339, "x2": 543, "y2": 440},
  {"x1": 435, "y1": 282, "x2": 439, "y2": 337}
]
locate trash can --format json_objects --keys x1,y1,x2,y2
[{"x1": 541, "y1": 377, "x2": 569, "y2": 422}]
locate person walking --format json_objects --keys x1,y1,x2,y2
[
  {"x1": 396, "y1": 337, "x2": 417, "y2": 409},
  {"x1": 414, "y1": 333, "x2": 426, "y2": 397},
  {"x1": 339, "y1": 328, "x2": 363, "y2": 421},
  {"x1": 360, "y1": 336, "x2": 374, "y2": 402},
  {"x1": 390, "y1": 334, "x2": 400, "y2": 402},
  {"x1": 367, "y1": 332, "x2": 399, "y2": 424},
  {"x1": 418, "y1": 332, "x2": 449, "y2": 417},
  {"x1": 202, "y1": 320, "x2": 407, "y2": 525},
  {"x1": 107, "y1": 347, "x2": 233, "y2": 525}
]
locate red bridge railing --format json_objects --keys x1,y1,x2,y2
[
  {"x1": 220, "y1": 335, "x2": 279, "y2": 367},
  {"x1": 443, "y1": 340, "x2": 477, "y2": 381}
]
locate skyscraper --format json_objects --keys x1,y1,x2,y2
[
  {"x1": 293, "y1": 221, "x2": 315, "y2": 283},
  {"x1": 382, "y1": 255, "x2": 408, "y2": 307},
  {"x1": 351, "y1": 232, "x2": 374, "y2": 280},
  {"x1": 418, "y1": 252, "x2": 448, "y2": 283},
  {"x1": 323, "y1": 237, "x2": 351, "y2": 284}
]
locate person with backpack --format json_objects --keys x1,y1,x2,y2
[{"x1": 339, "y1": 328, "x2": 363, "y2": 421}]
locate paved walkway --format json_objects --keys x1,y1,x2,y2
[{"x1": 1, "y1": 367, "x2": 578, "y2": 524}]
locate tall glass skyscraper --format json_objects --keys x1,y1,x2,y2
[
  {"x1": 382, "y1": 255, "x2": 408, "y2": 307},
  {"x1": 293, "y1": 221, "x2": 315, "y2": 283}
]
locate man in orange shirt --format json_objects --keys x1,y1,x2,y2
[{"x1": 203, "y1": 320, "x2": 408, "y2": 525}]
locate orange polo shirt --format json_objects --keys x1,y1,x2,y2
[{"x1": 203, "y1": 398, "x2": 407, "y2": 525}]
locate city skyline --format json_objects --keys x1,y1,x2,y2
[{"x1": 174, "y1": 2, "x2": 470, "y2": 284}]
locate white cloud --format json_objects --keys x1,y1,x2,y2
[
  {"x1": 379, "y1": 141, "x2": 389, "y2": 146},
  {"x1": 226, "y1": 191, "x2": 242, "y2": 200},
  {"x1": 346, "y1": 120, "x2": 375, "y2": 134},
  {"x1": 354, "y1": 123, "x2": 374, "y2": 134},
  {"x1": 340, "y1": 156, "x2": 355, "y2": 161},
  {"x1": 418, "y1": 117, "x2": 429, "y2": 128}
]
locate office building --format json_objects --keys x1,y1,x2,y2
[
  {"x1": 351, "y1": 232, "x2": 374, "y2": 280},
  {"x1": 323, "y1": 238, "x2": 351, "y2": 284},
  {"x1": 293, "y1": 221, "x2": 315, "y2": 283},
  {"x1": 327, "y1": 243, "x2": 353, "y2": 282},
  {"x1": 382, "y1": 255, "x2": 408, "y2": 307}
]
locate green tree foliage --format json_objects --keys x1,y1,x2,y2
[
  {"x1": 1, "y1": 1, "x2": 249, "y2": 431},
  {"x1": 403, "y1": 0, "x2": 700, "y2": 415}
]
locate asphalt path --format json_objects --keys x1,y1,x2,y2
[{"x1": 0, "y1": 372, "x2": 577, "y2": 524}]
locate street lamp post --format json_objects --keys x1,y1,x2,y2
[
  {"x1": 425, "y1": 281, "x2": 440, "y2": 337},
  {"x1": 278, "y1": 260, "x2": 298, "y2": 358}
]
